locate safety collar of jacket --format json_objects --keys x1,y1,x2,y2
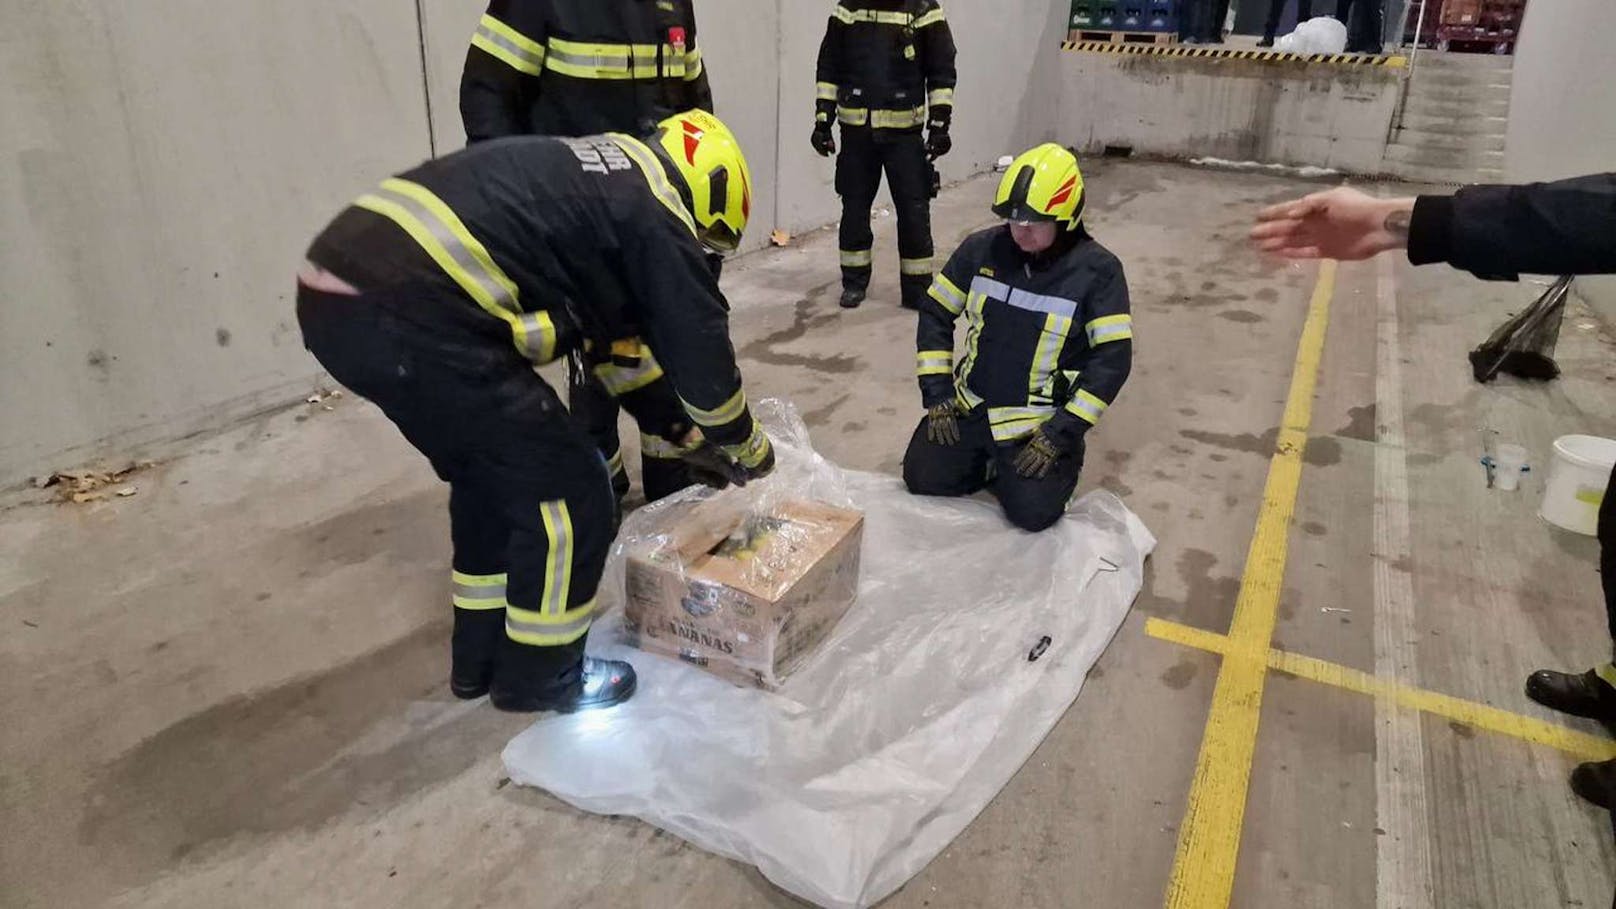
[{"x1": 644, "y1": 141, "x2": 698, "y2": 225}]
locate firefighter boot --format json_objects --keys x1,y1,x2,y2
[
  {"x1": 1571, "y1": 758, "x2": 1616, "y2": 810},
  {"x1": 450, "y1": 609, "x2": 505, "y2": 699},
  {"x1": 840, "y1": 286, "x2": 867, "y2": 309},
  {"x1": 1526, "y1": 668, "x2": 1616, "y2": 734},
  {"x1": 490, "y1": 638, "x2": 638, "y2": 713}
]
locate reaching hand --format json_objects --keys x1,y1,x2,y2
[
  {"x1": 926, "y1": 128, "x2": 951, "y2": 160},
  {"x1": 1250, "y1": 187, "x2": 1415, "y2": 261},
  {"x1": 680, "y1": 440, "x2": 748, "y2": 489}
]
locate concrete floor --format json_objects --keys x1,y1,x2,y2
[{"x1": 4, "y1": 161, "x2": 1616, "y2": 907}]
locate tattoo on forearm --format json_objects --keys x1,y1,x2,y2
[{"x1": 1384, "y1": 208, "x2": 1411, "y2": 243}]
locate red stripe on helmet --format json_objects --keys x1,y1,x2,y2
[{"x1": 1047, "y1": 176, "x2": 1077, "y2": 211}]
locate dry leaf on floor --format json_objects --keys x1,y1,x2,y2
[
  {"x1": 770, "y1": 229, "x2": 791, "y2": 247},
  {"x1": 116, "y1": 486, "x2": 138, "y2": 497}
]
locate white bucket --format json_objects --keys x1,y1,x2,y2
[{"x1": 1540, "y1": 434, "x2": 1616, "y2": 535}]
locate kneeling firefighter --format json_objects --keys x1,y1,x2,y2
[
  {"x1": 903, "y1": 144, "x2": 1133, "y2": 531},
  {"x1": 296, "y1": 110, "x2": 774, "y2": 712}
]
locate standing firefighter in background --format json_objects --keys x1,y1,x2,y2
[
  {"x1": 296, "y1": 111, "x2": 774, "y2": 712},
  {"x1": 813, "y1": 0, "x2": 957, "y2": 310},
  {"x1": 460, "y1": 0, "x2": 714, "y2": 505},
  {"x1": 904, "y1": 145, "x2": 1133, "y2": 531}
]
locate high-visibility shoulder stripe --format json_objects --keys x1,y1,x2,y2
[
  {"x1": 472, "y1": 15, "x2": 545, "y2": 75},
  {"x1": 605, "y1": 134, "x2": 697, "y2": 238},
  {"x1": 377, "y1": 178, "x2": 521, "y2": 310},
  {"x1": 912, "y1": 8, "x2": 947, "y2": 28},
  {"x1": 832, "y1": 5, "x2": 857, "y2": 24}
]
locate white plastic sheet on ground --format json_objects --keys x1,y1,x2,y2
[{"x1": 504, "y1": 401, "x2": 1156, "y2": 908}]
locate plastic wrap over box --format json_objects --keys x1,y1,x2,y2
[{"x1": 504, "y1": 400, "x2": 1156, "y2": 908}]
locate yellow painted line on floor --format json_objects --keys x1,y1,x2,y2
[
  {"x1": 1163, "y1": 260, "x2": 1336, "y2": 909},
  {"x1": 1147, "y1": 617, "x2": 1616, "y2": 762}
]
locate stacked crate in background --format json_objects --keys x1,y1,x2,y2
[
  {"x1": 1437, "y1": 0, "x2": 1525, "y2": 53},
  {"x1": 1070, "y1": 0, "x2": 1178, "y2": 43}
]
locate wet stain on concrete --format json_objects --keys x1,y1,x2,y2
[
  {"x1": 1301, "y1": 521, "x2": 1328, "y2": 537},
  {"x1": 79, "y1": 622, "x2": 530, "y2": 874},
  {"x1": 842, "y1": 420, "x2": 867, "y2": 433},
  {"x1": 1138, "y1": 548, "x2": 1240, "y2": 629},
  {"x1": 1105, "y1": 449, "x2": 1133, "y2": 468},
  {"x1": 1218, "y1": 310, "x2": 1264, "y2": 324},
  {"x1": 1224, "y1": 494, "x2": 1239, "y2": 508},
  {"x1": 877, "y1": 406, "x2": 898, "y2": 417},
  {"x1": 737, "y1": 285, "x2": 861, "y2": 374},
  {"x1": 1407, "y1": 452, "x2": 1442, "y2": 466},
  {"x1": 1100, "y1": 476, "x2": 1135, "y2": 497},
  {"x1": 1178, "y1": 408, "x2": 1198, "y2": 417},
  {"x1": 1253, "y1": 287, "x2": 1280, "y2": 303},
  {"x1": 215, "y1": 328, "x2": 232, "y2": 348},
  {"x1": 1339, "y1": 404, "x2": 1376, "y2": 442},
  {"x1": 802, "y1": 394, "x2": 851, "y2": 429},
  {"x1": 1180, "y1": 427, "x2": 1280, "y2": 456},
  {"x1": 1448, "y1": 721, "x2": 1476, "y2": 739},
  {"x1": 1209, "y1": 453, "x2": 1229, "y2": 463},
  {"x1": 1160, "y1": 660, "x2": 1200, "y2": 690},
  {"x1": 1305, "y1": 437, "x2": 1343, "y2": 467}
]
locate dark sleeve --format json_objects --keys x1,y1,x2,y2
[
  {"x1": 915, "y1": 243, "x2": 974, "y2": 407},
  {"x1": 682, "y1": 8, "x2": 715, "y2": 113},
  {"x1": 625, "y1": 214, "x2": 768, "y2": 467},
  {"x1": 1407, "y1": 173, "x2": 1616, "y2": 280},
  {"x1": 459, "y1": 0, "x2": 545, "y2": 142},
  {"x1": 588, "y1": 340, "x2": 690, "y2": 443},
  {"x1": 917, "y1": 2, "x2": 957, "y2": 129},
  {"x1": 814, "y1": 9, "x2": 848, "y2": 125},
  {"x1": 1043, "y1": 263, "x2": 1133, "y2": 447}
]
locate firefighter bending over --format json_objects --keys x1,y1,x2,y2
[{"x1": 296, "y1": 111, "x2": 772, "y2": 712}]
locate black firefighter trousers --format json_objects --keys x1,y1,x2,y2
[
  {"x1": 902, "y1": 407, "x2": 1086, "y2": 533},
  {"x1": 837, "y1": 125, "x2": 935, "y2": 308},
  {"x1": 297, "y1": 285, "x2": 614, "y2": 697}
]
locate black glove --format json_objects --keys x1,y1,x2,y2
[
  {"x1": 680, "y1": 440, "x2": 749, "y2": 489},
  {"x1": 1012, "y1": 427, "x2": 1064, "y2": 480},
  {"x1": 926, "y1": 126, "x2": 951, "y2": 160},
  {"x1": 926, "y1": 401, "x2": 961, "y2": 446},
  {"x1": 811, "y1": 123, "x2": 837, "y2": 157}
]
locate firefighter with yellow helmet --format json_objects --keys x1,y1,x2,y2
[
  {"x1": 904, "y1": 144, "x2": 1133, "y2": 531},
  {"x1": 295, "y1": 110, "x2": 773, "y2": 712}
]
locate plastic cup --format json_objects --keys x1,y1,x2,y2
[{"x1": 1494, "y1": 442, "x2": 1527, "y2": 491}]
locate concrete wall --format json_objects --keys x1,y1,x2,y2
[
  {"x1": 1, "y1": 0, "x2": 1061, "y2": 484},
  {"x1": 1504, "y1": 0, "x2": 1616, "y2": 323},
  {"x1": 0, "y1": 0, "x2": 432, "y2": 485},
  {"x1": 1054, "y1": 53, "x2": 1403, "y2": 173}
]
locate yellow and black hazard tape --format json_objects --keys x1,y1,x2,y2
[{"x1": 1060, "y1": 40, "x2": 1407, "y2": 68}]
